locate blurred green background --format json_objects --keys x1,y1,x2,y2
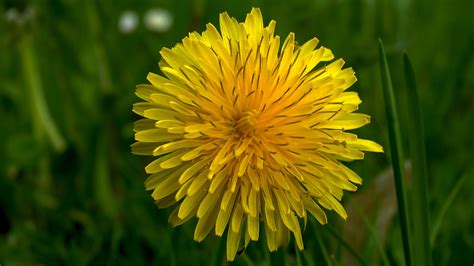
[{"x1": 1, "y1": 0, "x2": 473, "y2": 265}]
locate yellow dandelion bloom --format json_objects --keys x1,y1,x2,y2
[{"x1": 132, "y1": 8, "x2": 383, "y2": 261}]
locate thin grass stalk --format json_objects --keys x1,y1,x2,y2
[
  {"x1": 95, "y1": 132, "x2": 117, "y2": 219},
  {"x1": 430, "y1": 172, "x2": 467, "y2": 246},
  {"x1": 295, "y1": 242, "x2": 303, "y2": 266},
  {"x1": 303, "y1": 249, "x2": 317, "y2": 266},
  {"x1": 352, "y1": 203, "x2": 390, "y2": 266},
  {"x1": 241, "y1": 253, "x2": 254, "y2": 266},
  {"x1": 270, "y1": 247, "x2": 287, "y2": 266},
  {"x1": 19, "y1": 34, "x2": 66, "y2": 152},
  {"x1": 403, "y1": 53, "x2": 432, "y2": 266},
  {"x1": 378, "y1": 39, "x2": 413, "y2": 266},
  {"x1": 325, "y1": 225, "x2": 367, "y2": 266},
  {"x1": 211, "y1": 238, "x2": 226, "y2": 266},
  {"x1": 85, "y1": 0, "x2": 112, "y2": 94},
  {"x1": 315, "y1": 231, "x2": 333, "y2": 266}
]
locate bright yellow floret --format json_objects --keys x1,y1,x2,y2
[{"x1": 132, "y1": 8, "x2": 383, "y2": 261}]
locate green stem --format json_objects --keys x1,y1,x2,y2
[
  {"x1": 325, "y1": 225, "x2": 367, "y2": 266},
  {"x1": 270, "y1": 248, "x2": 287, "y2": 266},
  {"x1": 211, "y1": 238, "x2": 226, "y2": 266},
  {"x1": 430, "y1": 172, "x2": 467, "y2": 246},
  {"x1": 95, "y1": 132, "x2": 117, "y2": 218},
  {"x1": 378, "y1": 39, "x2": 413, "y2": 266},
  {"x1": 315, "y1": 231, "x2": 333, "y2": 266},
  {"x1": 19, "y1": 33, "x2": 66, "y2": 153},
  {"x1": 352, "y1": 203, "x2": 390, "y2": 266},
  {"x1": 295, "y1": 242, "x2": 303, "y2": 266},
  {"x1": 241, "y1": 253, "x2": 254, "y2": 266},
  {"x1": 85, "y1": 0, "x2": 112, "y2": 94}
]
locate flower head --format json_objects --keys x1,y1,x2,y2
[{"x1": 132, "y1": 8, "x2": 382, "y2": 261}]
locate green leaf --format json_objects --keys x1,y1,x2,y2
[
  {"x1": 378, "y1": 39, "x2": 413, "y2": 266},
  {"x1": 211, "y1": 238, "x2": 226, "y2": 266},
  {"x1": 403, "y1": 53, "x2": 432, "y2": 266},
  {"x1": 270, "y1": 247, "x2": 287, "y2": 266},
  {"x1": 19, "y1": 34, "x2": 66, "y2": 153},
  {"x1": 315, "y1": 230, "x2": 333, "y2": 266},
  {"x1": 325, "y1": 225, "x2": 367, "y2": 266},
  {"x1": 352, "y1": 203, "x2": 390, "y2": 266},
  {"x1": 95, "y1": 133, "x2": 118, "y2": 219},
  {"x1": 430, "y1": 172, "x2": 467, "y2": 246}
]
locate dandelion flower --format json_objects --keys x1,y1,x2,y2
[
  {"x1": 144, "y1": 8, "x2": 173, "y2": 33},
  {"x1": 132, "y1": 8, "x2": 383, "y2": 261},
  {"x1": 118, "y1": 10, "x2": 139, "y2": 34}
]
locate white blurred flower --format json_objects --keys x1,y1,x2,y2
[
  {"x1": 144, "y1": 8, "x2": 173, "y2": 33},
  {"x1": 5, "y1": 7, "x2": 35, "y2": 25},
  {"x1": 119, "y1": 11, "x2": 139, "y2": 34},
  {"x1": 5, "y1": 8, "x2": 19, "y2": 23}
]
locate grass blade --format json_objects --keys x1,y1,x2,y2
[
  {"x1": 378, "y1": 39, "x2": 413, "y2": 266},
  {"x1": 270, "y1": 248, "x2": 287, "y2": 266},
  {"x1": 315, "y1": 231, "x2": 333, "y2": 266},
  {"x1": 211, "y1": 239, "x2": 226, "y2": 266},
  {"x1": 403, "y1": 53, "x2": 432, "y2": 266},
  {"x1": 95, "y1": 133, "x2": 118, "y2": 219},
  {"x1": 352, "y1": 203, "x2": 390, "y2": 266},
  {"x1": 295, "y1": 242, "x2": 303, "y2": 266},
  {"x1": 241, "y1": 253, "x2": 254, "y2": 266},
  {"x1": 325, "y1": 225, "x2": 367, "y2": 266},
  {"x1": 303, "y1": 251, "x2": 316, "y2": 266},
  {"x1": 19, "y1": 34, "x2": 66, "y2": 152},
  {"x1": 430, "y1": 172, "x2": 467, "y2": 246}
]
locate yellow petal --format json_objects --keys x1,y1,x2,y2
[
  {"x1": 155, "y1": 120, "x2": 184, "y2": 129},
  {"x1": 131, "y1": 142, "x2": 158, "y2": 155},
  {"x1": 244, "y1": 8, "x2": 263, "y2": 38},
  {"x1": 159, "y1": 151, "x2": 187, "y2": 169},
  {"x1": 248, "y1": 188, "x2": 259, "y2": 217},
  {"x1": 226, "y1": 214, "x2": 243, "y2": 261},
  {"x1": 303, "y1": 197, "x2": 327, "y2": 224},
  {"x1": 231, "y1": 204, "x2": 244, "y2": 233},
  {"x1": 144, "y1": 168, "x2": 176, "y2": 190},
  {"x1": 240, "y1": 183, "x2": 250, "y2": 213},
  {"x1": 247, "y1": 215, "x2": 260, "y2": 241},
  {"x1": 194, "y1": 204, "x2": 219, "y2": 242},
  {"x1": 145, "y1": 152, "x2": 188, "y2": 174},
  {"x1": 132, "y1": 102, "x2": 158, "y2": 116},
  {"x1": 340, "y1": 164, "x2": 363, "y2": 184},
  {"x1": 322, "y1": 113, "x2": 371, "y2": 130},
  {"x1": 179, "y1": 159, "x2": 209, "y2": 184},
  {"x1": 150, "y1": 93, "x2": 176, "y2": 106},
  {"x1": 197, "y1": 191, "x2": 220, "y2": 219},
  {"x1": 209, "y1": 167, "x2": 229, "y2": 193},
  {"x1": 319, "y1": 144, "x2": 365, "y2": 161},
  {"x1": 187, "y1": 171, "x2": 209, "y2": 196},
  {"x1": 135, "y1": 84, "x2": 158, "y2": 101},
  {"x1": 264, "y1": 201, "x2": 277, "y2": 231},
  {"x1": 265, "y1": 222, "x2": 278, "y2": 251},
  {"x1": 184, "y1": 123, "x2": 213, "y2": 133},
  {"x1": 151, "y1": 167, "x2": 185, "y2": 200},
  {"x1": 346, "y1": 139, "x2": 384, "y2": 152},
  {"x1": 143, "y1": 108, "x2": 185, "y2": 121},
  {"x1": 216, "y1": 190, "x2": 237, "y2": 236},
  {"x1": 135, "y1": 129, "x2": 181, "y2": 143},
  {"x1": 154, "y1": 140, "x2": 204, "y2": 156},
  {"x1": 178, "y1": 187, "x2": 207, "y2": 220}
]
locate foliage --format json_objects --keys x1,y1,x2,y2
[{"x1": 1, "y1": 0, "x2": 472, "y2": 265}]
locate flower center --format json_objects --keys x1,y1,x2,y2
[{"x1": 235, "y1": 110, "x2": 258, "y2": 136}]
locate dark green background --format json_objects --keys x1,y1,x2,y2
[{"x1": 1, "y1": 0, "x2": 473, "y2": 265}]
